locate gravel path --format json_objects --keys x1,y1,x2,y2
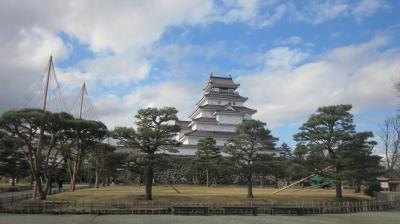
[{"x1": 0, "y1": 211, "x2": 399, "y2": 224}]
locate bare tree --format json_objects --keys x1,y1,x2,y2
[{"x1": 379, "y1": 116, "x2": 400, "y2": 172}]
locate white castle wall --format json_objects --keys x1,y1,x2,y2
[
  {"x1": 205, "y1": 99, "x2": 243, "y2": 106},
  {"x1": 182, "y1": 136, "x2": 228, "y2": 146},
  {"x1": 216, "y1": 114, "x2": 243, "y2": 124},
  {"x1": 191, "y1": 123, "x2": 236, "y2": 132},
  {"x1": 195, "y1": 110, "x2": 214, "y2": 118}
]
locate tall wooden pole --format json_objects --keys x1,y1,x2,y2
[
  {"x1": 34, "y1": 55, "x2": 53, "y2": 200},
  {"x1": 42, "y1": 55, "x2": 52, "y2": 111},
  {"x1": 79, "y1": 83, "x2": 85, "y2": 119}
]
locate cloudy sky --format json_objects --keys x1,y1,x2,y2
[{"x1": 1, "y1": 0, "x2": 400, "y2": 149}]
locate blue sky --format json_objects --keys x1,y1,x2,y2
[{"x1": 1, "y1": 0, "x2": 400, "y2": 151}]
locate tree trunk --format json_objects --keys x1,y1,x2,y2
[
  {"x1": 95, "y1": 155, "x2": 100, "y2": 188},
  {"x1": 70, "y1": 157, "x2": 81, "y2": 192},
  {"x1": 247, "y1": 174, "x2": 253, "y2": 198},
  {"x1": 335, "y1": 181, "x2": 342, "y2": 198},
  {"x1": 30, "y1": 173, "x2": 34, "y2": 187},
  {"x1": 35, "y1": 174, "x2": 46, "y2": 200},
  {"x1": 145, "y1": 165, "x2": 154, "y2": 200},
  {"x1": 274, "y1": 175, "x2": 278, "y2": 188},
  {"x1": 206, "y1": 167, "x2": 209, "y2": 187},
  {"x1": 354, "y1": 181, "x2": 361, "y2": 193},
  {"x1": 11, "y1": 176, "x2": 15, "y2": 186},
  {"x1": 335, "y1": 164, "x2": 342, "y2": 198},
  {"x1": 95, "y1": 169, "x2": 100, "y2": 188},
  {"x1": 32, "y1": 181, "x2": 37, "y2": 199}
]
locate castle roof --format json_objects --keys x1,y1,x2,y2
[
  {"x1": 199, "y1": 104, "x2": 257, "y2": 114},
  {"x1": 204, "y1": 75, "x2": 239, "y2": 90},
  {"x1": 190, "y1": 104, "x2": 256, "y2": 119},
  {"x1": 192, "y1": 117, "x2": 218, "y2": 123},
  {"x1": 176, "y1": 120, "x2": 191, "y2": 130},
  {"x1": 204, "y1": 92, "x2": 248, "y2": 101}
]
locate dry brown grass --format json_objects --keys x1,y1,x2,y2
[{"x1": 48, "y1": 185, "x2": 371, "y2": 204}]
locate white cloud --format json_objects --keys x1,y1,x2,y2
[
  {"x1": 0, "y1": 0, "x2": 218, "y2": 112},
  {"x1": 352, "y1": 0, "x2": 388, "y2": 20},
  {"x1": 263, "y1": 47, "x2": 309, "y2": 70},
  {"x1": 59, "y1": 0, "x2": 216, "y2": 54},
  {"x1": 0, "y1": 0, "x2": 397, "y2": 133},
  {"x1": 93, "y1": 35, "x2": 399, "y2": 130},
  {"x1": 239, "y1": 36, "x2": 399, "y2": 128},
  {"x1": 289, "y1": 0, "x2": 389, "y2": 25},
  {"x1": 292, "y1": 1, "x2": 349, "y2": 25},
  {"x1": 220, "y1": 0, "x2": 259, "y2": 23},
  {"x1": 94, "y1": 81, "x2": 201, "y2": 128},
  {"x1": 275, "y1": 36, "x2": 303, "y2": 46}
]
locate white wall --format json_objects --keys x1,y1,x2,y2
[
  {"x1": 206, "y1": 99, "x2": 243, "y2": 106},
  {"x1": 243, "y1": 114, "x2": 252, "y2": 120},
  {"x1": 192, "y1": 123, "x2": 235, "y2": 132},
  {"x1": 195, "y1": 110, "x2": 214, "y2": 118},
  {"x1": 216, "y1": 114, "x2": 243, "y2": 125},
  {"x1": 183, "y1": 136, "x2": 228, "y2": 146}
]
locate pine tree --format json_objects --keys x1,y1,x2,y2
[
  {"x1": 193, "y1": 137, "x2": 222, "y2": 187},
  {"x1": 225, "y1": 119, "x2": 277, "y2": 198}
]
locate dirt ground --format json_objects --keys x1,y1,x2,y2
[{"x1": 0, "y1": 210, "x2": 399, "y2": 224}]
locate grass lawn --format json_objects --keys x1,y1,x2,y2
[{"x1": 48, "y1": 185, "x2": 371, "y2": 204}]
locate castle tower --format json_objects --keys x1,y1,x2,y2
[{"x1": 177, "y1": 75, "x2": 257, "y2": 154}]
